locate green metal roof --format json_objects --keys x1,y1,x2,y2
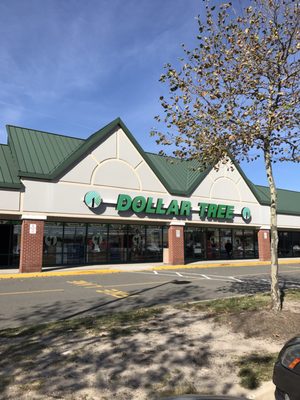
[
  {"x1": 255, "y1": 185, "x2": 300, "y2": 216},
  {"x1": 0, "y1": 145, "x2": 22, "y2": 189},
  {"x1": 145, "y1": 153, "x2": 211, "y2": 196},
  {"x1": 7, "y1": 125, "x2": 84, "y2": 176},
  {"x1": 1, "y1": 117, "x2": 300, "y2": 216}
]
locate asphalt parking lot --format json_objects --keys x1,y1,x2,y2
[{"x1": 1, "y1": 262, "x2": 300, "y2": 329}]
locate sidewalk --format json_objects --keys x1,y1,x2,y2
[{"x1": 0, "y1": 257, "x2": 300, "y2": 279}]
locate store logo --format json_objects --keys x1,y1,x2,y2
[
  {"x1": 241, "y1": 207, "x2": 251, "y2": 222},
  {"x1": 84, "y1": 191, "x2": 102, "y2": 209},
  {"x1": 45, "y1": 236, "x2": 57, "y2": 246}
]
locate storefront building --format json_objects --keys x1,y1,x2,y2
[{"x1": 0, "y1": 118, "x2": 300, "y2": 272}]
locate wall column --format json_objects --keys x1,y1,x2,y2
[
  {"x1": 19, "y1": 218, "x2": 45, "y2": 273},
  {"x1": 168, "y1": 223, "x2": 185, "y2": 265},
  {"x1": 258, "y1": 228, "x2": 271, "y2": 261}
]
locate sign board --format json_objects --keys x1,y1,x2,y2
[
  {"x1": 83, "y1": 191, "x2": 251, "y2": 223},
  {"x1": 29, "y1": 224, "x2": 36, "y2": 234},
  {"x1": 116, "y1": 194, "x2": 235, "y2": 220}
]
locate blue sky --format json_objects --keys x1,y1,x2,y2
[{"x1": 0, "y1": 0, "x2": 299, "y2": 191}]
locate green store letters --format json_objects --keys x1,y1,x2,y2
[{"x1": 116, "y1": 194, "x2": 235, "y2": 220}]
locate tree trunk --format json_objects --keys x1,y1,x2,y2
[{"x1": 264, "y1": 150, "x2": 281, "y2": 311}]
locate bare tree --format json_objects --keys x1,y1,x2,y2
[{"x1": 152, "y1": 0, "x2": 300, "y2": 311}]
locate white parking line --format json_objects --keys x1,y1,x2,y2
[
  {"x1": 229, "y1": 276, "x2": 243, "y2": 283},
  {"x1": 284, "y1": 281, "x2": 300, "y2": 286},
  {"x1": 141, "y1": 271, "x2": 206, "y2": 279},
  {"x1": 137, "y1": 269, "x2": 300, "y2": 287},
  {"x1": 150, "y1": 270, "x2": 246, "y2": 283},
  {"x1": 145, "y1": 271, "x2": 204, "y2": 280}
]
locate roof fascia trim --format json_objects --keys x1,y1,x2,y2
[{"x1": 0, "y1": 182, "x2": 23, "y2": 189}]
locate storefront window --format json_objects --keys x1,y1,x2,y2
[
  {"x1": 42, "y1": 222, "x2": 166, "y2": 266},
  {"x1": 0, "y1": 220, "x2": 21, "y2": 268},
  {"x1": 145, "y1": 226, "x2": 163, "y2": 260},
  {"x1": 11, "y1": 223, "x2": 21, "y2": 266},
  {"x1": 278, "y1": 231, "x2": 293, "y2": 257},
  {"x1": 86, "y1": 224, "x2": 108, "y2": 264},
  {"x1": 244, "y1": 230, "x2": 255, "y2": 258},
  {"x1": 163, "y1": 226, "x2": 168, "y2": 249},
  {"x1": 232, "y1": 230, "x2": 244, "y2": 259},
  {"x1": 185, "y1": 228, "x2": 193, "y2": 259},
  {"x1": 128, "y1": 225, "x2": 146, "y2": 262},
  {"x1": 254, "y1": 231, "x2": 259, "y2": 257},
  {"x1": 44, "y1": 222, "x2": 64, "y2": 266},
  {"x1": 185, "y1": 227, "x2": 205, "y2": 260},
  {"x1": 63, "y1": 223, "x2": 86, "y2": 265},
  {"x1": 185, "y1": 227, "x2": 258, "y2": 261},
  {"x1": 292, "y1": 232, "x2": 300, "y2": 257},
  {"x1": 108, "y1": 224, "x2": 127, "y2": 262},
  {"x1": 220, "y1": 229, "x2": 232, "y2": 259},
  {"x1": 206, "y1": 228, "x2": 220, "y2": 259}
]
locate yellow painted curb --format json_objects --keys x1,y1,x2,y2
[
  {"x1": 152, "y1": 262, "x2": 269, "y2": 271},
  {"x1": 0, "y1": 258, "x2": 299, "y2": 279},
  {"x1": 278, "y1": 259, "x2": 300, "y2": 264},
  {"x1": 0, "y1": 269, "x2": 122, "y2": 279},
  {"x1": 152, "y1": 258, "x2": 300, "y2": 271}
]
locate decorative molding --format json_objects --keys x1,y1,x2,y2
[
  {"x1": 21, "y1": 214, "x2": 47, "y2": 220},
  {"x1": 170, "y1": 221, "x2": 186, "y2": 226}
]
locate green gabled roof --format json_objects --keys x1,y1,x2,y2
[
  {"x1": 145, "y1": 153, "x2": 211, "y2": 196},
  {"x1": 0, "y1": 145, "x2": 22, "y2": 189},
  {"x1": 254, "y1": 185, "x2": 300, "y2": 216},
  {"x1": 7, "y1": 125, "x2": 84, "y2": 177},
  {"x1": 3, "y1": 118, "x2": 212, "y2": 195},
  {"x1": 5, "y1": 118, "x2": 131, "y2": 180}
]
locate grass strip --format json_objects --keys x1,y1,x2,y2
[
  {"x1": 180, "y1": 293, "x2": 271, "y2": 314},
  {"x1": 179, "y1": 289, "x2": 300, "y2": 315},
  {"x1": 283, "y1": 289, "x2": 300, "y2": 301},
  {"x1": 236, "y1": 353, "x2": 278, "y2": 389}
]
